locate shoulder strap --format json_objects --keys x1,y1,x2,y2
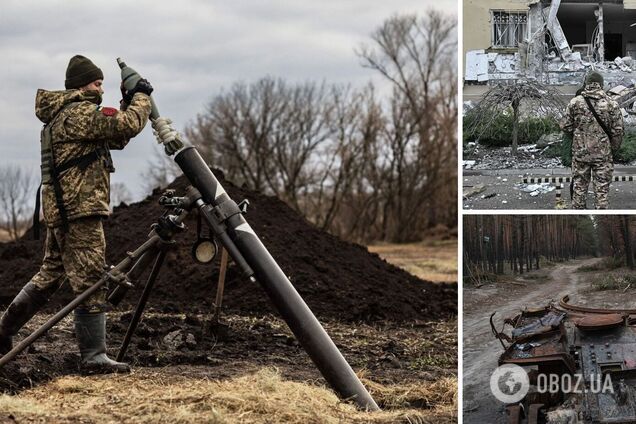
[
  {"x1": 583, "y1": 96, "x2": 612, "y2": 140},
  {"x1": 32, "y1": 182, "x2": 42, "y2": 240},
  {"x1": 34, "y1": 103, "x2": 78, "y2": 238}
]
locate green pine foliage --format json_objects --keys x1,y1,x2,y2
[
  {"x1": 463, "y1": 110, "x2": 560, "y2": 147},
  {"x1": 545, "y1": 131, "x2": 636, "y2": 166}
]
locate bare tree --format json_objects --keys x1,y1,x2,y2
[
  {"x1": 0, "y1": 165, "x2": 35, "y2": 240},
  {"x1": 358, "y1": 11, "x2": 458, "y2": 240},
  {"x1": 178, "y1": 10, "x2": 458, "y2": 243},
  {"x1": 464, "y1": 80, "x2": 566, "y2": 155},
  {"x1": 310, "y1": 84, "x2": 384, "y2": 239},
  {"x1": 139, "y1": 146, "x2": 182, "y2": 193},
  {"x1": 186, "y1": 78, "x2": 336, "y2": 210}
]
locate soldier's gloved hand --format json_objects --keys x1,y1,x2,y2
[
  {"x1": 120, "y1": 82, "x2": 130, "y2": 108},
  {"x1": 152, "y1": 117, "x2": 185, "y2": 156},
  {"x1": 122, "y1": 78, "x2": 154, "y2": 104},
  {"x1": 120, "y1": 81, "x2": 127, "y2": 99}
]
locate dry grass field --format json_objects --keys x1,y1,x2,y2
[
  {"x1": 0, "y1": 368, "x2": 457, "y2": 423},
  {"x1": 368, "y1": 240, "x2": 457, "y2": 283},
  {"x1": 0, "y1": 229, "x2": 12, "y2": 243}
]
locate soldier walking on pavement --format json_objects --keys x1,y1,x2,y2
[
  {"x1": 0, "y1": 55, "x2": 153, "y2": 373},
  {"x1": 561, "y1": 71, "x2": 624, "y2": 209}
]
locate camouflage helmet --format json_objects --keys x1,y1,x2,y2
[{"x1": 584, "y1": 71, "x2": 604, "y2": 87}]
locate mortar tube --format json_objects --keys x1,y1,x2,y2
[{"x1": 175, "y1": 146, "x2": 379, "y2": 411}]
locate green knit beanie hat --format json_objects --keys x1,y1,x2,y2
[
  {"x1": 585, "y1": 71, "x2": 604, "y2": 86},
  {"x1": 65, "y1": 55, "x2": 104, "y2": 89}
]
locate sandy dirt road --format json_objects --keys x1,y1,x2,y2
[{"x1": 463, "y1": 257, "x2": 601, "y2": 423}]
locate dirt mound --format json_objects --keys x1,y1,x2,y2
[{"x1": 0, "y1": 170, "x2": 456, "y2": 322}]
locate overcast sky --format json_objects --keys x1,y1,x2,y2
[{"x1": 0, "y1": 0, "x2": 456, "y2": 201}]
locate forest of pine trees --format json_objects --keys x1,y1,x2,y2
[
  {"x1": 463, "y1": 216, "x2": 596, "y2": 276},
  {"x1": 464, "y1": 216, "x2": 636, "y2": 281}
]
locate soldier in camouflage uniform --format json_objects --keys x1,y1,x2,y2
[
  {"x1": 0, "y1": 55, "x2": 153, "y2": 373},
  {"x1": 561, "y1": 71, "x2": 624, "y2": 209}
]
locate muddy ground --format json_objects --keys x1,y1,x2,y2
[
  {"x1": 0, "y1": 266, "x2": 457, "y2": 422},
  {"x1": 0, "y1": 310, "x2": 457, "y2": 396},
  {"x1": 462, "y1": 257, "x2": 636, "y2": 423}
]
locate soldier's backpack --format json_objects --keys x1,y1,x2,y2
[{"x1": 33, "y1": 104, "x2": 111, "y2": 239}]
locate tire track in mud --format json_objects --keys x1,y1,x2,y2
[{"x1": 462, "y1": 257, "x2": 600, "y2": 423}]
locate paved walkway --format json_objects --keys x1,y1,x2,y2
[{"x1": 463, "y1": 166, "x2": 636, "y2": 210}]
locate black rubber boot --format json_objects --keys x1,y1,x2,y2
[
  {"x1": 74, "y1": 310, "x2": 130, "y2": 374},
  {"x1": 0, "y1": 282, "x2": 53, "y2": 354}
]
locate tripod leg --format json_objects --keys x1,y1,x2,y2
[
  {"x1": 0, "y1": 277, "x2": 108, "y2": 367},
  {"x1": 0, "y1": 234, "x2": 165, "y2": 368},
  {"x1": 213, "y1": 247, "x2": 229, "y2": 324},
  {"x1": 116, "y1": 250, "x2": 167, "y2": 362}
]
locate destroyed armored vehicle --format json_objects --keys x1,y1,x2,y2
[{"x1": 492, "y1": 297, "x2": 636, "y2": 423}]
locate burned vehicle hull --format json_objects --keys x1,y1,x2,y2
[{"x1": 492, "y1": 301, "x2": 636, "y2": 423}]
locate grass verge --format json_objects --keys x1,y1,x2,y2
[{"x1": 589, "y1": 274, "x2": 636, "y2": 292}]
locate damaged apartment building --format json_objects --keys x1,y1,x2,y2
[{"x1": 464, "y1": 0, "x2": 636, "y2": 86}]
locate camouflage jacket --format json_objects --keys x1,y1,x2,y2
[
  {"x1": 35, "y1": 89, "x2": 151, "y2": 227},
  {"x1": 561, "y1": 82, "x2": 624, "y2": 162}
]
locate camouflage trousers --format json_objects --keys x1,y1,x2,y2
[
  {"x1": 30, "y1": 216, "x2": 108, "y2": 310},
  {"x1": 571, "y1": 158, "x2": 613, "y2": 209}
]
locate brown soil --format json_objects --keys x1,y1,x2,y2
[{"x1": 0, "y1": 171, "x2": 456, "y2": 323}]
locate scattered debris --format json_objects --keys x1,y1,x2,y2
[
  {"x1": 510, "y1": 310, "x2": 565, "y2": 338},
  {"x1": 464, "y1": 143, "x2": 563, "y2": 170},
  {"x1": 463, "y1": 160, "x2": 476, "y2": 169},
  {"x1": 463, "y1": 184, "x2": 486, "y2": 198},
  {"x1": 163, "y1": 329, "x2": 197, "y2": 350},
  {"x1": 535, "y1": 133, "x2": 562, "y2": 150},
  {"x1": 493, "y1": 303, "x2": 636, "y2": 423},
  {"x1": 517, "y1": 183, "x2": 556, "y2": 197}
]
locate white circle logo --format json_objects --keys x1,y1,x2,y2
[{"x1": 490, "y1": 364, "x2": 530, "y2": 404}]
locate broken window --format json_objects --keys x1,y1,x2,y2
[{"x1": 491, "y1": 11, "x2": 528, "y2": 48}]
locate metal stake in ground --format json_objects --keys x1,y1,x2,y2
[{"x1": 213, "y1": 247, "x2": 229, "y2": 324}]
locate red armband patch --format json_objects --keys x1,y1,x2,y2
[{"x1": 101, "y1": 107, "x2": 118, "y2": 117}]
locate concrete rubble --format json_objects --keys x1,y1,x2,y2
[
  {"x1": 466, "y1": 49, "x2": 636, "y2": 86},
  {"x1": 464, "y1": 1, "x2": 636, "y2": 87},
  {"x1": 517, "y1": 182, "x2": 555, "y2": 197},
  {"x1": 463, "y1": 142, "x2": 562, "y2": 170},
  {"x1": 607, "y1": 82, "x2": 636, "y2": 111}
]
